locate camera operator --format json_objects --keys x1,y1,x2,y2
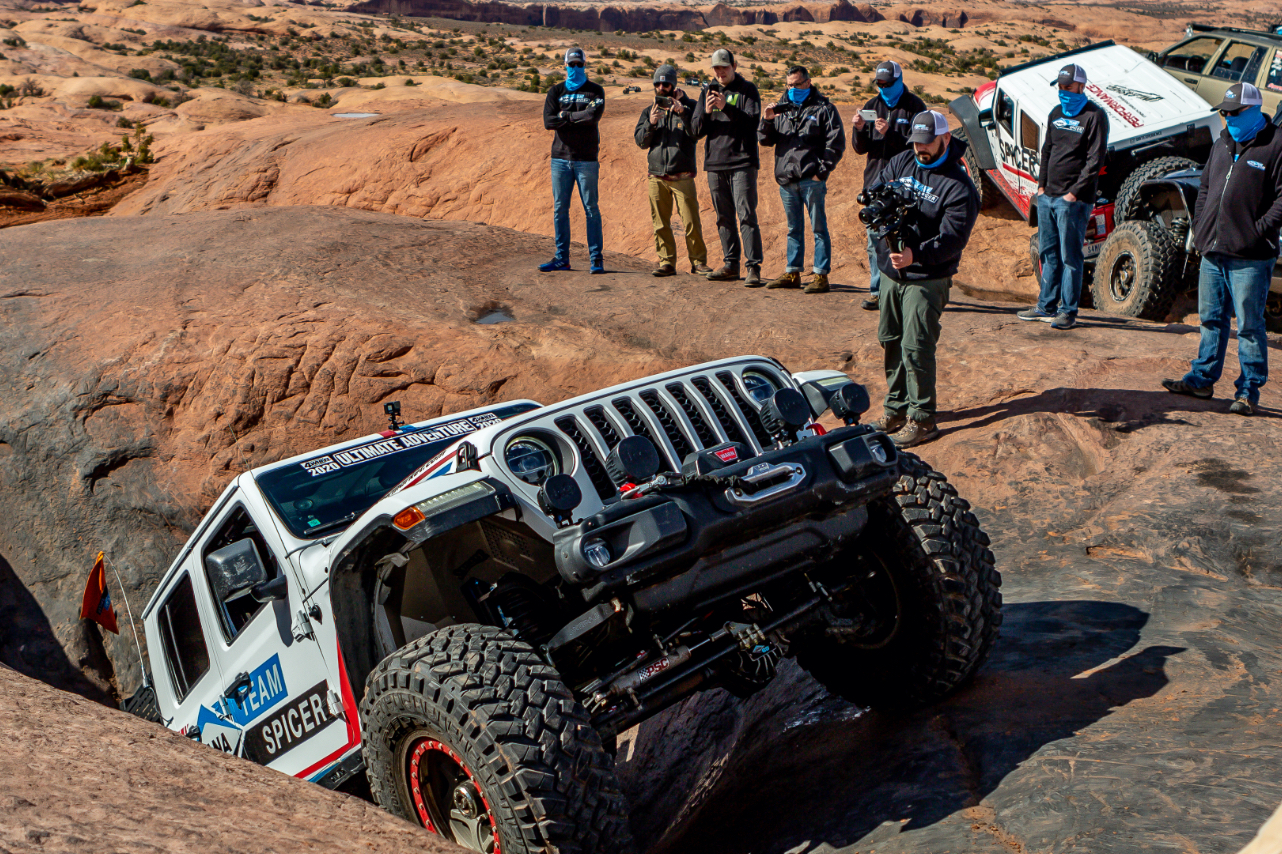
[
  {"x1": 868, "y1": 110, "x2": 979, "y2": 448},
  {"x1": 635, "y1": 64, "x2": 710, "y2": 277},
  {"x1": 540, "y1": 47, "x2": 606, "y2": 274},
  {"x1": 1163, "y1": 82, "x2": 1282, "y2": 416},
  {"x1": 692, "y1": 49, "x2": 764, "y2": 285},
  {"x1": 852, "y1": 61, "x2": 926, "y2": 311},
  {"x1": 758, "y1": 65, "x2": 845, "y2": 294}
]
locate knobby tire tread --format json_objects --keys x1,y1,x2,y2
[{"x1": 1093, "y1": 219, "x2": 1180, "y2": 320}]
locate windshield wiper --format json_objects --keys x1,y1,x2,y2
[{"x1": 309, "y1": 510, "x2": 361, "y2": 537}]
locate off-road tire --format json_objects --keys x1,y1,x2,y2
[
  {"x1": 1091, "y1": 219, "x2": 1181, "y2": 320},
  {"x1": 953, "y1": 127, "x2": 999, "y2": 209},
  {"x1": 796, "y1": 453, "x2": 1002, "y2": 710},
  {"x1": 361, "y1": 624, "x2": 635, "y2": 854},
  {"x1": 1113, "y1": 155, "x2": 1199, "y2": 222},
  {"x1": 1266, "y1": 291, "x2": 1282, "y2": 334}
]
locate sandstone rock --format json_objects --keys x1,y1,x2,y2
[{"x1": 0, "y1": 187, "x2": 46, "y2": 209}]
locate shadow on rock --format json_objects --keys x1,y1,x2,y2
[
  {"x1": 631, "y1": 600, "x2": 1184, "y2": 854},
  {"x1": 0, "y1": 553, "x2": 115, "y2": 703}
]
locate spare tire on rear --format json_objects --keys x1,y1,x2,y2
[{"x1": 1091, "y1": 220, "x2": 1180, "y2": 320}]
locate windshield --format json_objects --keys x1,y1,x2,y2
[{"x1": 256, "y1": 402, "x2": 539, "y2": 539}]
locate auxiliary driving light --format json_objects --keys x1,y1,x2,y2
[
  {"x1": 830, "y1": 383, "x2": 871, "y2": 425},
  {"x1": 759, "y1": 388, "x2": 810, "y2": 440},
  {"x1": 606, "y1": 435, "x2": 661, "y2": 484},
  {"x1": 583, "y1": 538, "x2": 612, "y2": 568}
]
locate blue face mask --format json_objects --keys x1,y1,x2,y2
[
  {"x1": 1059, "y1": 89, "x2": 1088, "y2": 117},
  {"x1": 1226, "y1": 105, "x2": 1267, "y2": 143},
  {"x1": 879, "y1": 77, "x2": 904, "y2": 108},
  {"x1": 917, "y1": 143, "x2": 949, "y2": 170},
  {"x1": 565, "y1": 65, "x2": 586, "y2": 91},
  {"x1": 787, "y1": 87, "x2": 809, "y2": 105}
]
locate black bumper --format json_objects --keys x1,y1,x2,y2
[{"x1": 552, "y1": 425, "x2": 900, "y2": 613}]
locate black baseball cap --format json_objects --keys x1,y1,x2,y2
[
  {"x1": 1212, "y1": 81, "x2": 1263, "y2": 112},
  {"x1": 1051, "y1": 63, "x2": 1087, "y2": 88},
  {"x1": 907, "y1": 110, "x2": 949, "y2": 143},
  {"x1": 564, "y1": 47, "x2": 585, "y2": 65},
  {"x1": 875, "y1": 61, "x2": 902, "y2": 84}
]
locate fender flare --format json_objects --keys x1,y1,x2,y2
[{"x1": 949, "y1": 95, "x2": 997, "y2": 172}]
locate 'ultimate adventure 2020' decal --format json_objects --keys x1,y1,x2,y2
[{"x1": 299, "y1": 413, "x2": 503, "y2": 477}]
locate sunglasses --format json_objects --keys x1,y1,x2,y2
[
  {"x1": 875, "y1": 79, "x2": 895, "y2": 88},
  {"x1": 567, "y1": 61, "x2": 585, "y2": 68},
  {"x1": 654, "y1": 82, "x2": 673, "y2": 89},
  {"x1": 1219, "y1": 107, "x2": 1245, "y2": 117}
]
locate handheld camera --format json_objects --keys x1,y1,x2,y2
[{"x1": 857, "y1": 181, "x2": 918, "y2": 252}]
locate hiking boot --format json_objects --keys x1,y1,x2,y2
[
  {"x1": 707, "y1": 264, "x2": 741, "y2": 282},
  {"x1": 1017, "y1": 307, "x2": 1056, "y2": 322},
  {"x1": 652, "y1": 263, "x2": 676, "y2": 277},
  {"x1": 691, "y1": 262, "x2": 713, "y2": 275},
  {"x1": 539, "y1": 258, "x2": 571, "y2": 272},
  {"x1": 861, "y1": 295, "x2": 880, "y2": 311},
  {"x1": 766, "y1": 271, "x2": 802, "y2": 289},
  {"x1": 1050, "y1": 312, "x2": 1077, "y2": 330},
  {"x1": 1162, "y1": 378, "x2": 1213, "y2": 399},
  {"x1": 871, "y1": 411, "x2": 908, "y2": 434},
  {"x1": 1230, "y1": 398, "x2": 1254, "y2": 416},
  {"x1": 891, "y1": 417, "x2": 940, "y2": 448},
  {"x1": 745, "y1": 265, "x2": 762, "y2": 286},
  {"x1": 804, "y1": 273, "x2": 830, "y2": 294}
]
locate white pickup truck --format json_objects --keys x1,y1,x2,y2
[{"x1": 131, "y1": 355, "x2": 1001, "y2": 854}]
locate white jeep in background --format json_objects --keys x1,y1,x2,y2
[{"x1": 129, "y1": 356, "x2": 1001, "y2": 853}]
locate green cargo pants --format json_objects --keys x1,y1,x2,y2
[{"x1": 877, "y1": 275, "x2": 951, "y2": 422}]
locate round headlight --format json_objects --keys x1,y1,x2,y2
[
  {"x1": 742, "y1": 370, "x2": 781, "y2": 405},
  {"x1": 505, "y1": 437, "x2": 558, "y2": 486}
]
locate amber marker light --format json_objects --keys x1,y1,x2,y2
[{"x1": 393, "y1": 506, "x2": 426, "y2": 530}]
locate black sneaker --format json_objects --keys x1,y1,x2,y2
[
  {"x1": 1162, "y1": 378, "x2": 1213, "y2": 399},
  {"x1": 1230, "y1": 398, "x2": 1254, "y2": 416},
  {"x1": 1050, "y1": 312, "x2": 1077, "y2": 330},
  {"x1": 1017, "y1": 307, "x2": 1056, "y2": 322}
]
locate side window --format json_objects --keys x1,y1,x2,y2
[
  {"x1": 202, "y1": 505, "x2": 281, "y2": 642},
  {"x1": 1019, "y1": 111, "x2": 1040, "y2": 151},
  {"x1": 158, "y1": 574, "x2": 211, "y2": 702},
  {"x1": 1265, "y1": 49, "x2": 1282, "y2": 94},
  {"x1": 1160, "y1": 37, "x2": 1225, "y2": 75},
  {"x1": 1210, "y1": 42, "x2": 1266, "y2": 81},
  {"x1": 995, "y1": 89, "x2": 1015, "y2": 137}
]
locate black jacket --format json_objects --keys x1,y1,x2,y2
[
  {"x1": 691, "y1": 74, "x2": 761, "y2": 172},
  {"x1": 851, "y1": 90, "x2": 927, "y2": 187},
  {"x1": 1038, "y1": 101, "x2": 1109, "y2": 202},
  {"x1": 1193, "y1": 122, "x2": 1282, "y2": 261},
  {"x1": 544, "y1": 81, "x2": 606, "y2": 162},
  {"x1": 758, "y1": 87, "x2": 846, "y2": 185},
  {"x1": 634, "y1": 92, "x2": 698, "y2": 177},
  {"x1": 871, "y1": 140, "x2": 981, "y2": 282}
]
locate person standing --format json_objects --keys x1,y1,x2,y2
[
  {"x1": 852, "y1": 60, "x2": 926, "y2": 311},
  {"x1": 758, "y1": 65, "x2": 845, "y2": 293},
  {"x1": 870, "y1": 111, "x2": 980, "y2": 448},
  {"x1": 1017, "y1": 63, "x2": 1109, "y2": 330},
  {"x1": 1163, "y1": 82, "x2": 1282, "y2": 416},
  {"x1": 635, "y1": 64, "x2": 710, "y2": 277},
  {"x1": 540, "y1": 47, "x2": 606, "y2": 274},
  {"x1": 692, "y1": 49, "x2": 763, "y2": 285}
]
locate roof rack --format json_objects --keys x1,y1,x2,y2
[
  {"x1": 1188, "y1": 22, "x2": 1282, "y2": 40},
  {"x1": 997, "y1": 40, "x2": 1116, "y2": 79}
]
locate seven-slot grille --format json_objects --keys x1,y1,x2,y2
[{"x1": 544, "y1": 370, "x2": 782, "y2": 496}]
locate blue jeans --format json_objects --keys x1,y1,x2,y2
[
  {"x1": 866, "y1": 229, "x2": 882, "y2": 296},
  {"x1": 550, "y1": 158, "x2": 602, "y2": 264},
  {"x1": 1182, "y1": 253, "x2": 1272, "y2": 405},
  {"x1": 779, "y1": 178, "x2": 830, "y2": 274},
  {"x1": 1036, "y1": 194, "x2": 1092, "y2": 316}
]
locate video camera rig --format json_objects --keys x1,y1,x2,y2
[{"x1": 857, "y1": 181, "x2": 918, "y2": 252}]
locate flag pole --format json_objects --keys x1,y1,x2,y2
[{"x1": 105, "y1": 554, "x2": 149, "y2": 689}]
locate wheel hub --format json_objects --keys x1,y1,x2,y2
[
  {"x1": 406, "y1": 736, "x2": 501, "y2": 854},
  {"x1": 1110, "y1": 252, "x2": 1136, "y2": 302}
]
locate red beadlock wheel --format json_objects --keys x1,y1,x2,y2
[{"x1": 406, "y1": 734, "x2": 501, "y2": 854}]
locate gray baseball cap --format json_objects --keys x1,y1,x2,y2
[
  {"x1": 907, "y1": 110, "x2": 950, "y2": 143},
  {"x1": 653, "y1": 64, "x2": 677, "y2": 85},
  {"x1": 1051, "y1": 63, "x2": 1087, "y2": 87},
  {"x1": 1213, "y1": 81, "x2": 1263, "y2": 111},
  {"x1": 875, "y1": 60, "x2": 902, "y2": 83},
  {"x1": 564, "y1": 47, "x2": 586, "y2": 64},
  {"x1": 710, "y1": 48, "x2": 735, "y2": 68}
]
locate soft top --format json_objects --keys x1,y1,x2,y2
[{"x1": 983, "y1": 43, "x2": 1218, "y2": 146}]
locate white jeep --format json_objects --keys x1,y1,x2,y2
[
  {"x1": 130, "y1": 356, "x2": 1001, "y2": 853},
  {"x1": 949, "y1": 41, "x2": 1222, "y2": 316}
]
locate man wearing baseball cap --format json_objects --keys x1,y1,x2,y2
[
  {"x1": 1017, "y1": 63, "x2": 1108, "y2": 330},
  {"x1": 540, "y1": 47, "x2": 607, "y2": 274},
  {"x1": 692, "y1": 48, "x2": 764, "y2": 285},
  {"x1": 1162, "y1": 82, "x2": 1282, "y2": 415},
  {"x1": 635, "y1": 64, "x2": 709, "y2": 277},
  {"x1": 867, "y1": 109, "x2": 979, "y2": 447},
  {"x1": 852, "y1": 60, "x2": 926, "y2": 311}
]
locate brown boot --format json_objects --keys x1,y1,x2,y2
[
  {"x1": 691, "y1": 262, "x2": 713, "y2": 275},
  {"x1": 744, "y1": 265, "x2": 762, "y2": 286},
  {"x1": 652, "y1": 263, "x2": 676, "y2": 277},
  {"x1": 706, "y1": 264, "x2": 741, "y2": 281},
  {"x1": 766, "y1": 271, "x2": 801, "y2": 289},
  {"x1": 871, "y1": 411, "x2": 907, "y2": 434},
  {"x1": 891, "y1": 417, "x2": 940, "y2": 448},
  {"x1": 804, "y1": 273, "x2": 830, "y2": 294}
]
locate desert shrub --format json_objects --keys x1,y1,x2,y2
[
  {"x1": 404, "y1": 78, "x2": 416, "y2": 86},
  {"x1": 128, "y1": 68, "x2": 151, "y2": 80},
  {"x1": 116, "y1": 116, "x2": 134, "y2": 128},
  {"x1": 18, "y1": 78, "x2": 45, "y2": 97},
  {"x1": 313, "y1": 92, "x2": 333, "y2": 107}
]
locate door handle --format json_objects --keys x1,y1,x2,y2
[
  {"x1": 1183, "y1": 77, "x2": 1198, "y2": 83},
  {"x1": 223, "y1": 672, "x2": 253, "y2": 703}
]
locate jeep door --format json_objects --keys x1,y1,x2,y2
[
  {"x1": 1197, "y1": 39, "x2": 1269, "y2": 111},
  {"x1": 991, "y1": 87, "x2": 1038, "y2": 216},
  {"x1": 1260, "y1": 48, "x2": 1282, "y2": 116},
  {"x1": 1156, "y1": 35, "x2": 1225, "y2": 94},
  {"x1": 195, "y1": 492, "x2": 351, "y2": 781},
  {"x1": 147, "y1": 569, "x2": 226, "y2": 747}
]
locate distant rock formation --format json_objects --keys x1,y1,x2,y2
[{"x1": 345, "y1": 0, "x2": 888, "y2": 32}]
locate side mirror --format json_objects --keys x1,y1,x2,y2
[
  {"x1": 977, "y1": 106, "x2": 994, "y2": 127},
  {"x1": 205, "y1": 538, "x2": 268, "y2": 604}
]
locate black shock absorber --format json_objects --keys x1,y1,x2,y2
[{"x1": 480, "y1": 575, "x2": 558, "y2": 649}]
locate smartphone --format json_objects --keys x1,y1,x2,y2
[
  {"x1": 773, "y1": 101, "x2": 796, "y2": 114},
  {"x1": 860, "y1": 109, "x2": 878, "y2": 122},
  {"x1": 655, "y1": 95, "x2": 674, "y2": 109}
]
